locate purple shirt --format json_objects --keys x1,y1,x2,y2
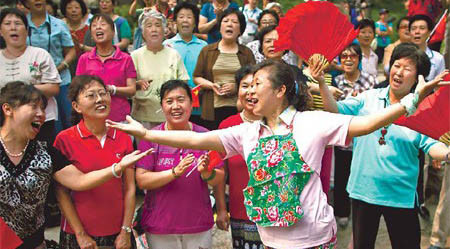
[
  {"x1": 137, "y1": 123, "x2": 219, "y2": 234},
  {"x1": 76, "y1": 46, "x2": 137, "y2": 122}
]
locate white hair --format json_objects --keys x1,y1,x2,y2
[{"x1": 139, "y1": 9, "x2": 167, "y2": 31}]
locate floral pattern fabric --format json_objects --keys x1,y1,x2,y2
[{"x1": 244, "y1": 133, "x2": 313, "y2": 227}]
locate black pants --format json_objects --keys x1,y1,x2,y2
[
  {"x1": 333, "y1": 147, "x2": 352, "y2": 217},
  {"x1": 352, "y1": 198, "x2": 421, "y2": 249}
]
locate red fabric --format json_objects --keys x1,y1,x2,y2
[
  {"x1": 0, "y1": 217, "x2": 22, "y2": 249},
  {"x1": 54, "y1": 120, "x2": 134, "y2": 236},
  {"x1": 191, "y1": 85, "x2": 201, "y2": 108},
  {"x1": 70, "y1": 25, "x2": 89, "y2": 57},
  {"x1": 394, "y1": 85, "x2": 450, "y2": 142},
  {"x1": 428, "y1": 13, "x2": 447, "y2": 44},
  {"x1": 274, "y1": 1, "x2": 359, "y2": 63},
  {"x1": 408, "y1": 0, "x2": 442, "y2": 22},
  {"x1": 208, "y1": 150, "x2": 222, "y2": 171},
  {"x1": 219, "y1": 114, "x2": 250, "y2": 219}
]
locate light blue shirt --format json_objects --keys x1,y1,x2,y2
[
  {"x1": 425, "y1": 47, "x2": 445, "y2": 82},
  {"x1": 164, "y1": 34, "x2": 207, "y2": 116},
  {"x1": 27, "y1": 13, "x2": 74, "y2": 85},
  {"x1": 337, "y1": 86, "x2": 439, "y2": 208}
]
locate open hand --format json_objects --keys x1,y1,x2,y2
[
  {"x1": 106, "y1": 115, "x2": 146, "y2": 138},
  {"x1": 416, "y1": 70, "x2": 450, "y2": 103},
  {"x1": 211, "y1": 83, "x2": 223, "y2": 96},
  {"x1": 220, "y1": 83, "x2": 236, "y2": 96},
  {"x1": 173, "y1": 154, "x2": 195, "y2": 177},
  {"x1": 137, "y1": 79, "x2": 152, "y2": 91},
  {"x1": 197, "y1": 153, "x2": 210, "y2": 174},
  {"x1": 114, "y1": 231, "x2": 131, "y2": 249},
  {"x1": 118, "y1": 149, "x2": 153, "y2": 172}
]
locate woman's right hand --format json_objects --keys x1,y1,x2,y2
[
  {"x1": 173, "y1": 154, "x2": 195, "y2": 177},
  {"x1": 137, "y1": 80, "x2": 152, "y2": 91},
  {"x1": 106, "y1": 115, "x2": 147, "y2": 138},
  {"x1": 76, "y1": 232, "x2": 98, "y2": 249}
]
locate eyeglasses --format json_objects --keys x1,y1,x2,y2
[
  {"x1": 340, "y1": 54, "x2": 358, "y2": 60},
  {"x1": 83, "y1": 90, "x2": 109, "y2": 101}
]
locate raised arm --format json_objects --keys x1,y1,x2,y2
[
  {"x1": 106, "y1": 116, "x2": 226, "y2": 153},
  {"x1": 347, "y1": 71, "x2": 450, "y2": 140}
]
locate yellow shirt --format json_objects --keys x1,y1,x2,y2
[{"x1": 131, "y1": 46, "x2": 189, "y2": 122}]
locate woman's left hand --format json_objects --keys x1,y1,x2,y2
[
  {"x1": 416, "y1": 70, "x2": 450, "y2": 103},
  {"x1": 114, "y1": 231, "x2": 131, "y2": 249},
  {"x1": 220, "y1": 83, "x2": 236, "y2": 96}
]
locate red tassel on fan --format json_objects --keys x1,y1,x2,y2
[
  {"x1": 274, "y1": 1, "x2": 359, "y2": 70},
  {"x1": 0, "y1": 217, "x2": 22, "y2": 249},
  {"x1": 191, "y1": 85, "x2": 201, "y2": 108},
  {"x1": 394, "y1": 84, "x2": 450, "y2": 145},
  {"x1": 207, "y1": 150, "x2": 222, "y2": 171}
]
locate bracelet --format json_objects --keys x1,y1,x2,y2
[
  {"x1": 110, "y1": 85, "x2": 117, "y2": 95},
  {"x1": 121, "y1": 225, "x2": 132, "y2": 233},
  {"x1": 399, "y1": 91, "x2": 419, "y2": 116},
  {"x1": 111, "y1": 163, "x2": 123, "y2": 178},
  {"x1": 172, "y1": 166, "x2": 179, "y2": 178},
  {"x1": 201, "y1": 169, "x2": 216, "y2": 182},
  {"x1": 62, "y1": 61, "x2": 69, "y2": 69}
]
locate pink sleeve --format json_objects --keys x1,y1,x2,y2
[
  {"x1": 213, "y1": 125, "x2": 245, "y2": 159},
  {"x1": 75, "y1": 54, "x2": 87, "y2": 76},
  {"x1": 125, "y1": 56, "x2": 137, "y2": 79},
  {"x1": 306, "y1": 111, "x2": 352, "y2": 147}
]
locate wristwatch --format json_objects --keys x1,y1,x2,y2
[{"x1": 121, "y1": 226, "x2": 132, "y2": 233}]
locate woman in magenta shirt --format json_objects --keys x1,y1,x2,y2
[
  {"x1": 76, "y1": 13, "x2": 136, "y2": 122},
  {"x1": 136, "y1": 80, "x2": 224, "y2": 249}
]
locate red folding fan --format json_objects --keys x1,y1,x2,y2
[
  {"x1": 207, "y1": 150, "x2": 222, "y2": 171},
  {"x1": 0, "y1": 217, "x2": 22, "y2": 249},
  {"x1": 274, "y1": 1, "x2": 359, "y2": 71},
  {"x1": 394, "y1": 84, "x2": 450, "y2": 145}
]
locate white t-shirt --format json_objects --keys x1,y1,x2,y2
[
  {"x1": 215, "y1": 106, "x2": 352, "y2": 248},
  {"x1": 0, "y1": 46, "x2": 61, "y2": 121}
]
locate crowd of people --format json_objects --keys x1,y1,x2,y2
[{"x1": 0, "y1": 0, "x2": 449, "y2": 249}]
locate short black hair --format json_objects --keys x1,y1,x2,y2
[
  {"x1": 357, "y1": 18, "x2": 375, "y2": 32},
  {"x1": 60, "y1": 0, "x2": 88, "y2": 18},
  {"x1": 0, "y1": 81, "x2": 48, "y2": 126},
  {"x1": 339, "y1": 43, "x2": 362, "y2": 63},
  {"x1": 389, "y1": 42, "x2": 430, "y2": 86},
  {"x1": 409, "y1": 14, "x2": 433, "y2": 31},
  {"x1": 90, "y1": 13, "x2": 115, "y2": 33},
  {"x1": 0, "y1": 8, "x2": 28, "y2": 49},
  {"x1": 257, "y1": 9, "x2": 279, "y2": 28},
  {"x1": 258, "y1": 25, "x2": 277, "y2": 54},
  {"x1": 159, "y1": 80, "x2": 192, "y2": 104},
  {"x1": 217, "y1": 8, "x2": 246, "y2": 36},
  {"x1": 68, "y1": 75, "x2": 107, "y2": 125},
  {"x1": 253, "y1": 60, "x2": 310, "y2": 112},
  {"x1": 173, "y1": 2, "x2": 200, "y2": 33},
  {"x1": 235, "y1": 65, "x2": 255, "y2": 89},
  {"x1": 396, "y1": 16, "x2": 409, "y2": 31}
]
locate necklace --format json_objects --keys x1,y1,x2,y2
[
  {"x1": 240, "y1": 111, "x2": 258, "y2": 123},
  {"x1": 0, "y1": 135, "x2": 29, "y2": 157},
  {"x1": 97, "y1": 48, "x2": 115, "y2": 57},
  {"x1": 379, "y1": 99, "x2": 389, "y2": 145}
]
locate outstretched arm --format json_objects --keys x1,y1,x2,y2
[{"x1": 106, "y1": 116, "x2": 226, "y2": 153}]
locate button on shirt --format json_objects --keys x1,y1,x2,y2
[
  {"x1": 164, "y1": 34, "x2": 207, "y2": 116},
  {"x1": 425, "y1": 47, "x2": 445, "y2": 81},
  {"x1": 76, "y1": 46, "x2": 137, "y2": 122},
  {"x1": 337, "y1": 87, "x2": 439, "y2": 208},
  {"x1": 215, "y1": 106, "x2": 352, "y2": 249},
  {"x1": 27, "y1": 13, "x2": 74, "y2": 85}
]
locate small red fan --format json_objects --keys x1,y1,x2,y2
[
  {"x1": 0, "y1": 217, "x2": 22, "y2": 249},
  {"x1": 394, "y1": 84, "x2": 450, "y2": 145},
  {"x1": 274, "y1": 1, "x2": 359, "y2": 71}
]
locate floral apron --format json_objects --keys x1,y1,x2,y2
[{"x1": 244, "y1": 128, "x2": 313, "y2": 227}]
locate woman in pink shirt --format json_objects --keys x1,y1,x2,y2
[
  {"x1": 76, "y1": 14, "x2": 136, "y2": 122},
  {"x1": 136, "y1": 80, "x2": 224, "y2": 249},
  {"x1": 107, "y1": 60, "x2": 444, "y2": 248}
]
